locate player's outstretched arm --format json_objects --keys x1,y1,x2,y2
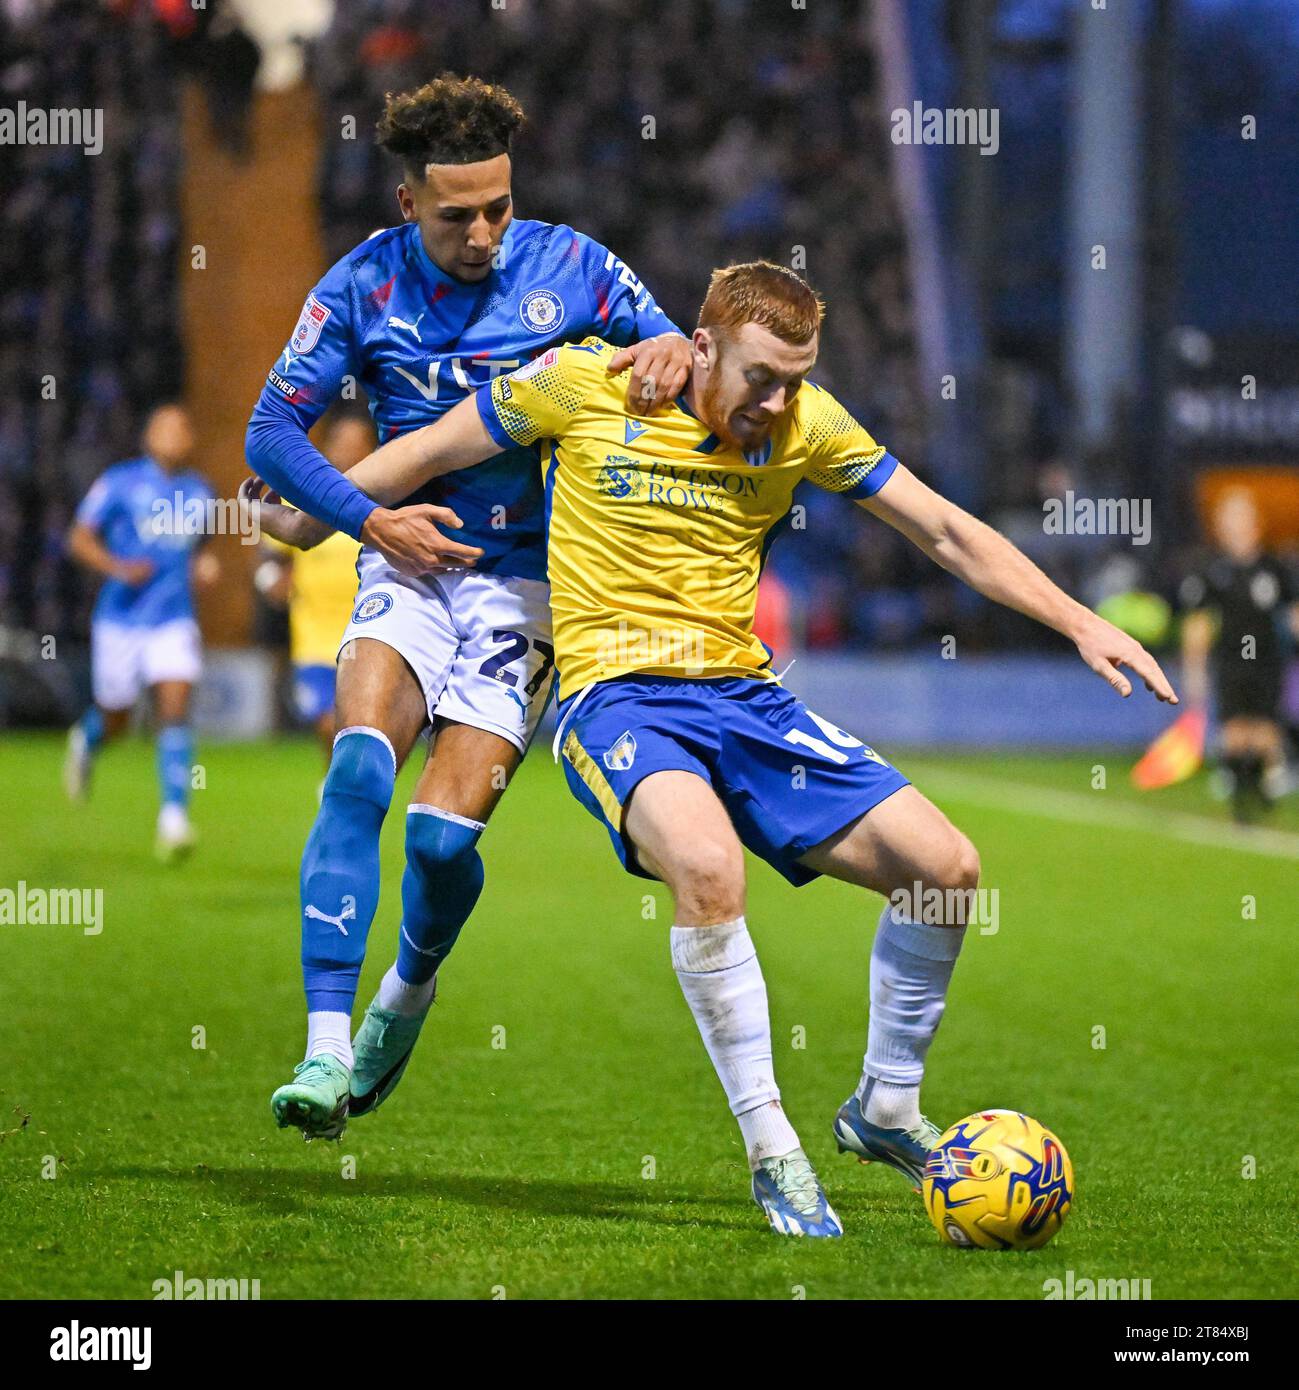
[
  {"x1": 345, "y1": 393, "x2": 503, "y2": 501},
  {"x1": 237, "y1": 474, "x2": 479, "y2": 576},
  {"x1": 238, "y1": 477, "x2": 336, "y2": 551},
  {"x1": 327, "y1": 395, "x2": 502, "y2": 573},
  {"x1": 862, "y1": 464, "x2": 1178, "y2": 703},
  {"x1": 239, "y1": 396, "x2": 501, "y2": 573}
]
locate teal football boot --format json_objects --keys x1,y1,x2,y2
[
  {"x1": 348, "y1": 997, "x2": 431, "y2": 1118},
  {"x1": 271, "y1": 1055, "x2": 350, "y2": 1140}
]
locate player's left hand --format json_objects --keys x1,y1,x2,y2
[
  {"x1": 610, "y1": 333, "x2": 693, "y2": 415},
  {"x1": 238, "y1": 475, "x2": 333, "y2": 551},
  {"x1": 1071, "y1": 610, "x2": 1178, "y2": 703}
]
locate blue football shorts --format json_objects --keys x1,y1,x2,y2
[{"x1": 557, "y1": 674, "x2": 910, "y2": 886}]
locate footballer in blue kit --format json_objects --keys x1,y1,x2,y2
[
  {"x1": 243, "y1": 74, "x2": 694, "y2": 1140},
  {"x1": 64, "y1": 404, "x2": 219, "y2": 861}
]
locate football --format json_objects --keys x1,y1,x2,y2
[{"x1": 922, "y1": 1110, "x2": 1074, "y2": 1251}]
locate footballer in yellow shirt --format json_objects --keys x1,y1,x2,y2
[
  {"x1": 481, "y1": 335, "x2": 896, "y2": 698},
  {"x1": 253, "y1": 261, "x2": 1175, "y2": 1238},
  {"x1": 467, "y1": 328, "x2": 917, "y2": 893}
]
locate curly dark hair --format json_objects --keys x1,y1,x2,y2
[{"x1": 375, "y1": 73, "x2": 526, "y2": 175}]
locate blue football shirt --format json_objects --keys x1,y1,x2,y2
[
  {"x1": 74, "y1": 457, "x2": 214, "y2": 627},
  {"x1": 246, "y1": 218, "x2": 682, "y2": 581}
]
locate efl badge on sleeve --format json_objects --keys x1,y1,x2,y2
[
  {"x1": 511, "y1": 346, "x2": 559, "y2": 382},
  {"x1": 291, "y1": 294, "x2": 331, "y2": 355}
]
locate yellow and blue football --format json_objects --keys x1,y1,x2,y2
[{"x1": 923, "y1": 1109, "x2": 1074, "y2": 1250}]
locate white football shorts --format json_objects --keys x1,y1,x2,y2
[
  {"x1": 91, "y1": 618, "x2": 204, "y2": 710},
  {"x1": 339, "y1": 549, "x2": 555, "y2": 754}
]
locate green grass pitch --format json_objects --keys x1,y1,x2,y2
[{"x1": 2, "y1": 732, "x2": 1296, "y2": 1299}]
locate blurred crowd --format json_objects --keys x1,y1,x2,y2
[
  {"x1": 0, "y1": 0, "x2": 261, "y2": 642},
  {"x1": 9, "y1": 0, "x2": 1293, "y2": 669},
  {"x1": 0, "y1": 0, "x2": 186, "y2": 640}
]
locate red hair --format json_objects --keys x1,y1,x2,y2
[{"x1": 697, "y1": 261, "x2": 824, "y2": 345}]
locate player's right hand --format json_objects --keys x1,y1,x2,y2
[
  {"x1": 610, "y1": 333, "x2": 693, "y2": 415},
  {"x1": 114, "y1": 558, "x2": 155, "y2": 586},
  {"x1": 359, "y1": 504, "x2": 484, "y2": 576}
]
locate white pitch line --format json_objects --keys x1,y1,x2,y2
[{"x1": 905, "y1": 762, "x2": 1299, "y2": 863}]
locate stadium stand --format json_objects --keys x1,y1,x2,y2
[{"x1": 1, "y1": 0, "x2": 186, "y2": 646}]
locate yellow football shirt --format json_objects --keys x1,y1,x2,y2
[
  {"x1": 477, "y1": 337, "x2": 897, "y2": 697},
  {"x1": 266, "y1": 531, "x2": 361, "y2": 665}
]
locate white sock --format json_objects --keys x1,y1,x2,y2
[
  {"x1": 858, "y1": 903, "x2": 965, "y2": 1128},
  {"x1": 377, "y1": 963, "x2": 437, "y2": 1017},
  {"x1": 737, "y1": 1099, "x2": 800, "y2": 1166},
  {"x1": 855, "y1": 1075, "x2": 923, "y2": 1129},
  {"x1": 306, "y1": 1010, "x2": 353, "y2": 1068},
  {"x1": 670, "y1": 917, "x2": 800, "y2": 1169}
]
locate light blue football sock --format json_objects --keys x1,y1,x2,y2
[
  {"x1": 156, "y1": 723, "x2": 194, "y2": 809},
  {"x1": 301, "y1": 727, "x2": 396, "y2": 1015},
  {"x1": 393, "y1": 806, "x2": 485, "y2": 988}
]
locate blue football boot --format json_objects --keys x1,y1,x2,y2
[{"x1": 834, "y1": 1092, "x2": 941, "y2": 1191}]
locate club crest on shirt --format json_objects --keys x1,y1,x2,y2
[
  {"x1": 597, "y1": 456, "x2": 644, "y2": 499},
  {"x1": 520, "y1": 288, "x2": 564, "y2": 334},
  {"x1": 351, "y1": 592, "x2": 394, "y2": 624},
  {"x1": 291, "y1": 294, "x2": 331, "y2": 355},
  {"x1": 603, "y1": 731, "x2": 637, "y2": 772}
]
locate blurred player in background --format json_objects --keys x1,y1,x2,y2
[
  {"x1": 1180, "y1": 488, "x2": 1299, "y2": 822},
  {"x1": 63, "y1": 403, "x2": 219, "y2": 861},
  {"x1": 257, "y1": 408, "x2": 369, "y2": 764},
  {"x1": 244, "y1": 74, "x2": 692, "y2": 1140},
  {"x1": 258, "y1": 262, "x2": 1176, "y2": 1235}
]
